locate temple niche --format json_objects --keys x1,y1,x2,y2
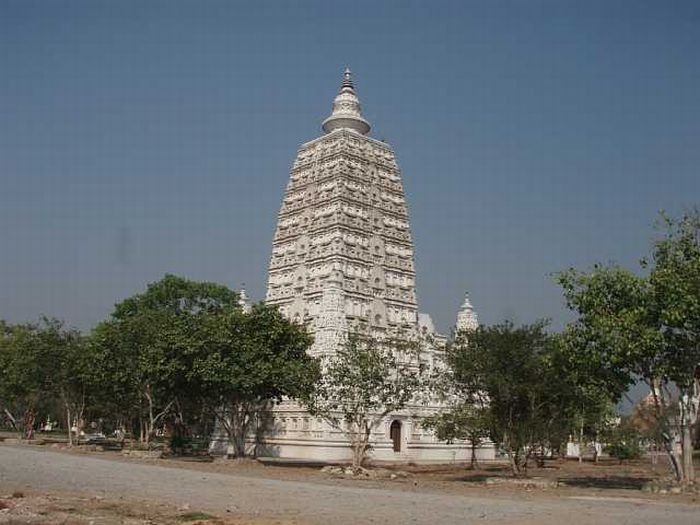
[{"x1": 213, "y1": 70, "x2": 493, "y2": 463}]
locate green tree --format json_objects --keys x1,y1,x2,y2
[
  {"x1": 192, "y1": 303, "x2": 317, "y2": 457},
  {"x1": 557, "y1": 209, "x2": 700, "y2": 483},
  {"x1": 91, "y1": 274, "x2": 240, "y2": 445},
  {"x1": 439, "y1": 322, "x2": 603, "y2": 476},
  {"x1": 33, "y1": 319, "x2": 93, "y2": 445},
  {"x1": 302, "y1": 333, "x2": 423, "y2": 470},
  {"x1": 0, "y1": 318, "x2": 87, "y2": 440},
  {"x1": 604, "y1": 417, "x2": 643, "y2": 464},
  {"x1": 0, "y1": 321, "x2": 49, "y2": 438},
  {"x1": 423, "y1": 403, "x2": 490, "y2": 469},
  {"x1": 649, "y1": 211, "x2": 700, "y2": 481}
]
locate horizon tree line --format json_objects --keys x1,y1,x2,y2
[{"x1": 1, "y1": 209, "x2": 698, "y2": 483}]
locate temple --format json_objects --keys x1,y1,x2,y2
[{"x1": 213, "y1": 70, "x2": 492, "y2": 463}]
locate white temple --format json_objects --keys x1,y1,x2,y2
[{"x1": 240, "y1": 70, "x2": 494, "y2": 463}]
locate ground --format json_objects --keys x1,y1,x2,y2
[{"x1": 1, "y1": 442, "x2": 698, "y2": 524}]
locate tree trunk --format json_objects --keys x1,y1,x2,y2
[
  {"x1": 679, "y1": 388, "x2": 697, "y2": 483},
  {"x1": 4, "y1": 408, "x2": 18, "y2": 434},
  {"x1": 508, "y1": 452, "x2": 521, "y2": 477},
  {"x1": 23, "y1": 409, "x2": 35, "y2": 440},
  {"x1": 650, "y1": 381, "x2": 684, "y2": 482},
  {"x1": 503, "y1": 434, "x2": 521, "y2": 477},
  {"x1": 139, "y1": 412, "x2": 146, "y2": 445},
  {"x1": 66, "y1": 406, "x2": 73, "y2": 446},
  {"x1": 218, "y1": 400, "x2": 253, "y2": 458},
  {"x1": 578, "y1": 422, "x2": 584, "y2": 464},
  {"x1": 349, "y1": 420, "x2": 371, "y2": 470},
  {"x1": 143, "y1": 386, "x2": 173, "y2": 447},
  {"x1": 470, "y1": 439, "x2": 478, "y2": 469}
]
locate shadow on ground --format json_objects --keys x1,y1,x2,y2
[{"x1": 558, "y1": 476, "x2": 653, "y2": 490}]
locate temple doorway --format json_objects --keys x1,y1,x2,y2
[{"x1": 390, "y1": 420, "x2": 402, "y2": 453}]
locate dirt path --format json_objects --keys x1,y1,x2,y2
[{"x1": 0, "y1": 445, "x2": 697, "y2": 524}]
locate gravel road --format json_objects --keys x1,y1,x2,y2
[{"x1": 0, "y1": 445, "x2": 697, "y2": 524}]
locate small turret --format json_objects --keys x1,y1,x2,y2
[
  {"x1": 455, "y1": 292, "x2": 478, "y2": 333},
  {"x1": 238, "y1": 284, "x2": 252, "y2": 313}
]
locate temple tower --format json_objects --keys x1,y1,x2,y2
[
  {"x1": 266, "y1": 69, "x2": 418, "y2": 355},
  {"x1": 249, "y1": 70, "x2": 494, "y2": 463}
]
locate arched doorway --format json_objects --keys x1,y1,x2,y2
[{"x1": 390, "y1": 420, "x2": 402, "y2": 453}]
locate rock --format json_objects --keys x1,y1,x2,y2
[
  {"x1": 321, "y1": 466, "x2": 344, "y2": 476},
  {"x1": 670, "y1": 486, "x2": 682, "y2": 494}
]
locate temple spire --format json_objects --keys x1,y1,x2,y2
[
  {"x1": 455, "y1": 292, "x2": 479, "y2": 333},
  {"x1": 321, "y1": 68, "x2": 371, "y2": 135}
]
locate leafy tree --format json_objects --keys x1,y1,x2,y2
[
  {"x1": 0, "y1": 321, "x2": 48, "y2": 438},
  {"x1": 649, "y1": 211, "x2": 700, "y2": 481},
  {"x1": 34, "y1": 319, "x2": 93, "y2": 445},
  {"x1": 604, "y1": 417, "x2": 643, "y2": 464},
  {"x1": 191, "y1": 303, "x2": 318, "y2": 457},
  {"x1": 423, "y1": 403, "x2": 490, "y2": 469},
  {"x1": 557, "y1": 209, "x2": 700, "y2": 483},
  {"x1": 629, "y1": 395, "x2": 673, "y2": 456},
  {"x1": 0, "y1": 318, "x2": 88, "y2": 441},
  {"x1": 303, "y1": 334, "x2": 423, "y2": 469},
  {"x1": 91, "y1": 274, "x2": 240, "y2": 445},
  {"x1": 550, "y1": 332, "x2": 619, "y2": 462},
  {"x1": 438, "y1": 322, "x2": 606, "y2": 476}
]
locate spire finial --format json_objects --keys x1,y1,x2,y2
[
  {"x1": 342, "y1": 68, "x2": 353, "y2": 90},
  {"x1": 321, "y1": 68, "x2": 371, "y2": 135}
]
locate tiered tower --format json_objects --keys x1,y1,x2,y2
[
  {"x1": 251, "y1": 70, "x2": 493, "y2": 463},
  {"x1": 266, "y1": 69, "x2": 417, "y2": 355}
]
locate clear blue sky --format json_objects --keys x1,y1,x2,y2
[{"x1": 2, "y1": 1, "x2": 699, "y2": 334}]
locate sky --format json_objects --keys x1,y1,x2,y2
[{"x1": 1, "y1": 1, "x2": 699, "y2": 335}]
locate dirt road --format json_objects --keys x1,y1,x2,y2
[{"x1": 0, "y1": 445, "x2": 696, "y2": 524}]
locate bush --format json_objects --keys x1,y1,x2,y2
[{"x1": 605, "y1": 420, "x2": 643, "y2": 463}]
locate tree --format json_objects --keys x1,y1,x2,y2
[
  {"x1": 0, "y1": 318, "x2": 89, "y2": 441},
  {"x1": 605, "y1": 417, "x2": 643, "y2": 464},
  {"x1": 0, "y1": 321, "x2": 48, "y2": 438},
  {"x1": 1, "y1": 320, "x2": 56, "y2": 438},
  {"x1": 557, "y1": 209, "x2": 700, "y2": 483},
  {"x1": 423, "y1": 403, "x2": 490, "y2": 469},
  {"x1": 303, "y1": 334, "x2": 423, "y2": 469},
  {"x1": 192, "y1": 303, "x2": 318, "y2": 457},
  {"x1": 649, "y1": 211, "x2": 700, "y2": 482},
  {"x1": 91, "y1": 274, "x2": 240, "y2": 445},
  {"x1": 33, "y1": 319, "x2": 93, "y2": 446},
  {"x1": 437, "y1": 322, "x2": 605, "y2": 476}
]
